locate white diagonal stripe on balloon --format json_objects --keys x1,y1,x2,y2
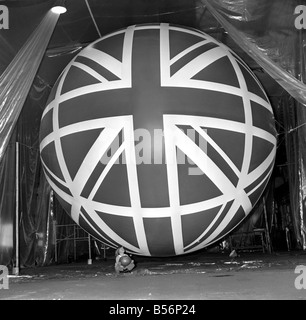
[
  {"x1": 78, "y1": 47, "x2": 123, "y2": 78},
  {"x1": 169, "y1": 39, "x2": 211, "y2": 65},
  {"x1": 184, "y1": 202, "x2": 227, "y2": 251},
  {"x1": 173, "y1": 123, "x2": 252, "y2": 212},
  {"x1": 227, "y1": 49, "x2": 254, "y2": 198},
  {"x1": 40, "y1": 158, "x2": 68, "y2": 187},
  {"x1": 160, "y1": 23, "x2": 245, "y2": 99},
  {"x1": 42, "y1": 26, "x2": 134, "y2": 118},
  {"x1": 80, "y1": 206, "x2": 139, "y2": 253},
  {"x1": 73, "y1": 61, "x2": 108, "y2": 83},
  {"x1": 43, "y1": 170, "x2": 73, "y2": 205},
  {"x1": 186, "y1": 199, "x2": 245, "y2": 252},
  {"x1": 245, "y1": 145, "x2": 276, "y2": 189},
  {"x1": 52, "y1": 63, "x2": 75, "y2": 214},
  {"x1": 88, "y1": 143, "x2": 126, "y2": 201},
  {"x1": 71, "y1": 126, "x2": 123, "y2": 195},
  {"x1": 193, "y1": 125, "x2": 241, "y2": 177},
  {"x1": 170, "y1": 46, "x2": 227, "y2": 81},
  {"x1": 246, "y1": 161, "x2": 275, "y2": 197}
]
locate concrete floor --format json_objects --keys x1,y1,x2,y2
[{"x1": 1, "y1": 250, "x2": 306, "y2": 301}]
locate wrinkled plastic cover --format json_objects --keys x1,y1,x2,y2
[
  {"x1": 204, "y1": 0, "x2": 306, "y2": 106},
  {"x1": 277, "y1": 94, "x2": 306, "y2": 250},
  {"x1": 0, "y1": 9, "x2": 59, "y2": 266},
  {"x1": 204, "y1": 0, "x2": 306, "y2": 249},
  {"x1": 0, "y1": 11, "x2": 59, "y2": 163}
]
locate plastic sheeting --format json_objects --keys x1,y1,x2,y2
[
  {"x1": 204, "y1": 0, "x2": 306, "y2": 106},
  {"x1": 277, "y1": 95, "x2": 306, "y2": 249},
  {"x1": 0, "y1": 73, "x2": 89, "y2": 267},
  {"x1": 0, "y1": 133, "x2": 16, "y2": 265},
  {"x1": 203, "y1": 0, "x2": 306, "y2": 248},
  {"x1": 16, "y1": 76, "x2": 55, "y2": 267},
  {"x1": 0, "y1": 75, "x2": 53, "y2": 267},
  {"x1": 0, "y1": 10, "x2": 59, "y2": 163},
  {"x1": 0, "y1": 6, "x2": 60, "y2": 267}
]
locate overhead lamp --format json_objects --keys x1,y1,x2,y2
[{"x1": 51, "y1": 0, "x2": 67, "y2": 14}]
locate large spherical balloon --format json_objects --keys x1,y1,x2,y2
[{"x1": 39, "y1": 23, "x2": 276, "y2": 257}]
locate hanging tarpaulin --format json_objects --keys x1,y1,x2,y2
[
  {"x1": 204, "y1": 0, "x2": 306, "y2": 106},
  {"x1": 0, "y1": 9, "x2": 60, "y2": 163},
  {"x1": 0, "y1": 137, "x2": 16, "y2": 266},
  {"x1": 16, "y1": 76, "x2": 54, "y2": 268},
  {"x1": 277, "y1": 94, "x2": 306, "y2": 250},
  {"x1": 203, "y1": 0, "x2": 306, "y2": 249},
  {"x1": 299, "y1": 157, "x2": 306, "y2": 249}
]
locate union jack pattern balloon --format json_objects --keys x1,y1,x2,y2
[{"x1": 39, "y1": 24, "x2": 276, "y2": 256}]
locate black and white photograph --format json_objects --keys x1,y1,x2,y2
[{"x1": 0, "y1": 0, "x2": 305, "y2": 305}]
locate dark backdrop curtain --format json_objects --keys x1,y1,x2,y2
[
  {"x1": 204, "y1": 0, "x2": 306, "y2": 249},
  {"x1": 0, "y1": 76, "x2": 55, "y2": 267}
]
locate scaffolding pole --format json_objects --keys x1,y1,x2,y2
[{"x1": 13, "y1": 142, "x2": 20, "y2": 275}]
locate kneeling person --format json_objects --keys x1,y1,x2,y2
[{"x1": 114, "y1": 246, "x2": 135, "y2": 274}]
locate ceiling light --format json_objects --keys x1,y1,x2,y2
[{"x1": 51, "y1": 0, "x2": 67, "y2": 14}]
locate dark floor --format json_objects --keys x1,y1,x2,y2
[{"x1": 1, "y1": 249, "x2": 306, "y2": 300}]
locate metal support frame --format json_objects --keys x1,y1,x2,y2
[
  {"x1": 53, "y1": 222, "x2": 107, "y2": 264},
  {"x1": 229, "y1": 228, "x2": 269, "y2": 253}
]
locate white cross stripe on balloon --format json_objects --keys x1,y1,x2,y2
[
  {"x1": 40, "y1": 23, "x2": 277, "y2": 256},
  {"x1": 186, "y1": 198, "x2": 244, "y2": 252},
  {"x1": 41, "y1": 116, "x2": 276, "y2": 214},
  {"x1": 41, "y1": 26, "x2": 135, "y2": 119},
  {"x1": 159, "y1": 23, "x2": 274, "y2": 198},
  {"x1": 40, "y1": 113, "x2": 276, "y2": 256},
  {"x1": 42, "y1": 23, "x2": 272, "y2": 119},
  {"x1": 159, "y1": 24, "x2": 271, "y2": 110},
  {"x1": 163, "y1": 114, "x2": 275, "y2": 254},
  {"x1": 41, "y1": 116, "x2": 151, "y2": 255}
]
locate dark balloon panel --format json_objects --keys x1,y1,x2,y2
[{"x1": 39, "y1": 24, "x2": 277, "y2": 256}]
